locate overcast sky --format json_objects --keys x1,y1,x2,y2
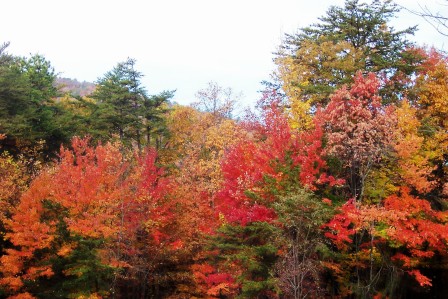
[{"x1": 1, "y1": 0, "x2": 447, "y2": 108}]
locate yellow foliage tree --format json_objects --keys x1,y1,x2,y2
[
  {"x1": 414, "y1": 52, "x2": 448, "y2": 200},
  {"x1": 394, "y1": 100, "x2": 436, "y2": 193},
  {"x1": 163, "y1": 105, "x2": 247, "y2": 203},
  {"x1": 275, "y1": 39, "x2": 362, "y2": 130}
]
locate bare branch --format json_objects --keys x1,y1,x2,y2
[
  {"x1": 192, "y1": 81, "x2": 242, "y2": 119},
  {"x1": 402, "y1": 2, "x2": 448, "y2": 36}
]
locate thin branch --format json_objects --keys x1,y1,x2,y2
[{"x1": 401, "y1": 2, "x2": 448, "y2": 36}]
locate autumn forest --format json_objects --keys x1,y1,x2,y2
[{"x1": 0, "y1": 1, "x2": 447, "y2": 298}]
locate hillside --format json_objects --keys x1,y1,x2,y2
[{"x1": 55, "y1": 77, "x2": 96, "y2": 97}]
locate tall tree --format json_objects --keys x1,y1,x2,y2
[
  {"x1": 0, "y1": 45, "x2": 31, "y2": 143},
  {"x1": 142, "y1": 91, "x2": 174, "y2": 150},
  {"x1": 18, "y1": 54, "x2": 57, "y2": 104},
  {"x1": 0, "y1": 49, "x2": 72, "y2": 156},
  {"x1": 91, "y1": 58, "x2": 173, "y2": 150},
  {"x1": 91, "y1": 58, "x2": 147, "y2": 147},
  {"x1": 275, "y1": 0, "x2": 419, "y2": 125}
]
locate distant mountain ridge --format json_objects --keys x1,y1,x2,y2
[{"x1": 55, "y1": 77, "x2": 96, "y2": 97}]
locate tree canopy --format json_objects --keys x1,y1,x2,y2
[
  {"x1": 275, "y1": 0, "x2": 420, "y2": 129},
  {"x1": 0, "y1": 1, "x2": 447, "y2": 298}
]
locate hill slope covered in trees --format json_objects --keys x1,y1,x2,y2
[{"x1": 55, "y1": 77, "x2": 96, "y2": 97}]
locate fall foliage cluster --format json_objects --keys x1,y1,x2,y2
[{"x1": 0, "y1": 1, "x2": 447, "y2": 298}]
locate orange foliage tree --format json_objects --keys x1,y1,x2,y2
[
  {"x1": 324, "y1": 188, "x2": 448, "y2": 295},
  {"x1": 0, "y1": 138, "x2": 180, "y2": 298}
]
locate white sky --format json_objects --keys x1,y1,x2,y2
[{"x1": 1, "y1": 0, "x2": 447, "y2": 108}]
